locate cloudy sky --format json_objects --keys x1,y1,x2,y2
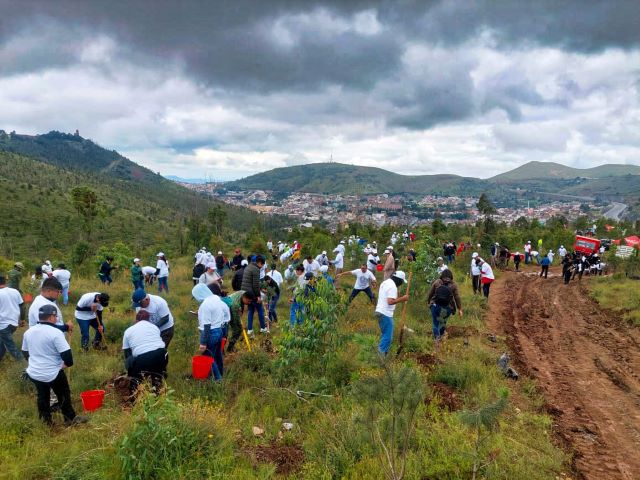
[{"x1": 1, "y1": 1, "x2": 639, "y2": 180}]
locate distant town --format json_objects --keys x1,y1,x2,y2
[{"x1": 175, "y1": 181, "x2": 603, "y2": 229}]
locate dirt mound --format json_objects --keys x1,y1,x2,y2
[
  {"x1": 446, "y1": 325, "x2": 478, "y2": 338},
  {"x1": 414, "y1": 353, "x2": 438, "y2": 369},
  {"x1": 427, "y1": 382, "x2": 463, "y2": 411},
  {"x1": 247, "y1": 441, "x2": 305, "y2": 475},
  {"x1": 487, "y1": 269, "x2": 640, "y2": 480}
]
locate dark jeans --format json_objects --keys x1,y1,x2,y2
[
  {"x1": 99, "y1": 274, "x2": 112, "y2": 284},
  {"x1": 268, "y1": 295, "x2": 279, "y2": 322},
  {"x1": 471, "y1": 275, "x2": 480, "y2": 294},
  {"x1": 200, "y1": 328, "x2": 223, "y2": 380},
  {"x1": 132, "y1": 280, "x2": 144, "y2": 290},
  {"x1": 514, "y1": 261, "x2": 520, "y2": 271},
  {"x1": 482, "y1": 282, "x2": 491, "y2": 298},
  {"x1": 540, "y1": 265, "x2": 549, "y2": 278},
  {"x1": 348, "y1": 287, "x2": 375, "y2": 304},
  {"x1": 30, "y1": 370, "x2": 76, "y2": 424},
  {"x1": 430, "y1": 304, "x2": 452, "y2": 340},
  {"x1": 0, "y1": 324, "x2": 22, "y2": 361},
  {"x1": 247, "y1": 300, "x2": 265, "y2": 330},
  {"x1": 77, "y1": 318, "x2": 103, "y2": 350},
  {"x1": 128, "y1": 348, "x2": 168, "y2": 393},
  {"x1": 158, "y1": 276, "x2": 169, "y2": 293},
  {"x1": 160, "y1": 326, "x2": 174, "y2": 349},
  {"x1": 563, "y1": 269, "x2": 572, "y2": 284}
]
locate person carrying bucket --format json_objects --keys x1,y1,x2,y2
[
  {"x1": 122, "y1": 310, "x2": 168, "y2": 394},
  {"x1": 21, "y1": 304, "x2": 88, "y2": 426},
  {"x1": 198, "y1": 294, "x2": 230, "y2": 380}
]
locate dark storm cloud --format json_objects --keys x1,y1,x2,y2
[{"x1": 2, "y1": 0, "x2": 638, "y2": 91}]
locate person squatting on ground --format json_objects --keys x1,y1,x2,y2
[
  {"x1": 197, "y1": 293, "x2": 230, "y2": 380},
  {"x1": 0, "y1": 275, "x2": 25, "y2": 363},
  {"x1": 122, "y1": 309, "x2": 168, "y2": 394},
  {"x1": 75, "y1": 292, "x2": 110, "y2": 351},
  {"x1": 131, "y1": 289, "x2": 175, "y2": 348},
  {"x1": 374, "y1": 271, "x2": 409, "y2": 356},
  {"x1": 22, "y1": 304, "x2": 88, "y2": 426},
  {"x1": 338, "y1": 264, "x2": 377, "y2": 305},
  {"x1": 242, "y1": 255, "x2": 268, "y2": 334},
  {"x1": 427, "y1": 269, "x2": 463, "y2": 343}
]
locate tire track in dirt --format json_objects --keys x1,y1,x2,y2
[{"x1": 486, "y1": 270, "x2": 640, "y2": 480}]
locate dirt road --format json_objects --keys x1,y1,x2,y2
[{"x1": 487, "y1": 270, "x2": 640, "y2": 480}]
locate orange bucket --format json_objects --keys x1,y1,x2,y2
[
  {"x1": 23, "y1": 293, "x2": 33, "y2": 303},
  {"x1": 80, "y1": 389, "x2": 105, "y2": 411},
  {"x1": 192, "y1": 355, "x2": 214, "y2": 379}
]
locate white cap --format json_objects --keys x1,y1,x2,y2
[
  {"x1": 387, "y1": 246, "x2": 393, "y2": 250},
  {"x1": 45, "y1": 260, "x2": 51, "y2": 265},
  {"x1": 437, "y1": 256, "x2": 443, "y2": 261},
  {"x1": 384, "y1": 249, "x2": 390, "y2": 254},
  {"x1": 319, "y1": 265, "x2": 329, "y2": 273},
  {"x1": 392, "y1": 271, "x2": 408, "y2": 283},
  {"x1": 472, "y1": 252, "x2": 478, "y2": 258},
  {"x1": 217, "y1": 251, "x2": 222, "y2": 255},
  {"x1": 133, "y1": 258, "x2": 140, "y2": 263},
  {"x1": 322, "y1": 250, "x2": 327, "y2": 255},
  {"x1": 560, "y1": 245, "x2": 564, "y2": 248},
  {"x1": 157, "y1": 252, "x2": 164, "y2": 257},
  {"x1": 241, "y1": 259, "x2": 249, "y2": 266},
  {"x1": 340, "y1": 240, "x2": 345, "y2": 244}
]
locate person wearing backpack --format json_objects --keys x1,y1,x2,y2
[{"x1": 427, "y1": 269, "x2": 463, "y2": 342}]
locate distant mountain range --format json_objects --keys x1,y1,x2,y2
[{"x1": 225, "y1": 161, "x2": 640, "y2": 198}]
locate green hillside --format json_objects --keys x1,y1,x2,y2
[
  {"x1": 228, "y1": 162, "x2": 491, "y2": 195},
  {"x1": 491, "y1": 161, "x2": 640, "y2": 182},
  {"x1": 0, "y1": 132, "x2": 285, "y2": 263}
]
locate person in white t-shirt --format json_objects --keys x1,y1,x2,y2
[
  {"x1": 74, "y1": 292, "x2": 110, "y2": 351},
  {"x1": 331, "y1": 249, "x2": 344, "y2": 274},
  {"x1": 52, "y1": 264, "x2": 71, "y2": 305},
  {"x1": 155, "y1": 253, "x2": 170, "y2": 293},
  {"x1": 22, "y1": 304, "x2": 87, "y2": 426},
  {"x1": 41, "y1": 260, "x2": 53, "y2": 276},
  {"x1": 142, "y1": 265, "x2": 157, "y2": 286},
  {"x1": 470, "y1": 252, "x2": 481, "y2": 294},
  {"x1": 315, "y1": 251, "x2": 330, "y2": 267},
  {"x1": 436, "y1": 257, "x2": 449, "y2": 275},
  {"x1": 199, "y1": 263, "x2": 222, "y2": 287},
  {"x1": 197, "y1": 294, "x2": 231, "y2": 380},
  {"x1": 367, "y1": 251, "x2": 380, "y2": 272},
  {"x1": 375, "y1": 271, "x2": 410, "y2": 355},
  {"x1": 303, "y1": 256, "x2": 321, "y2": 276},
  {"x1": 267, "y1": 264, "x2": 283, "y2": 287},
  {"x1": 0, "y1": 275, "x2": 25, "y2": 362},
  {"x1": 337, "y1": 264, "x2": 377, "y2": 305},
  {"x1": 131, "y1": 289, "x2": 174, "y2": 347},
  {"x1": 28, "y1": 277, "x2": 73, "y2": 333},
  {"x1": 122, "y1": 310, "x2": 168, "y2": 393}
]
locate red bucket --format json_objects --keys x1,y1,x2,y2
[
  {"x1": 80, "y1": 389, "x2": 105, "y2": 412},
  {"x1": 221, "y1": 338, "x2": 227, "y2": 352},
  {"x1": 376, "y1": 264, "x2": 383, "y2": 272},
  {"x1": 192, "y1": 355, "x2": 214, "y2": 379}
]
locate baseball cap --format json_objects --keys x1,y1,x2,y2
[
  {"x1": 241, "y1": 259, "x2": 248, "y2": 266},
  {"x1": 340, "y1": 240, "x2": 345, "y2": 244},
  {"x1": 133, "y1": 258, "x2": 140, "y2": 263},
  {"x1": 472, "y1": 252, "x2": 478, "y2": 258},
  {"x1": 392, "y1": 271, "x2": 408, "y2": 283},
  {"x1": 322, "y1": 250, "x2": 327, "y2": 255},
  {"x1": 156, "y1": 252, "x2": 164, "y2": 257},
  {"x1": 131, "y1": 289, "x2": 148, "y2": 308},
  {"x1": 384, "y1": 249, "x2": 390, "y2": 254},
  {"x1": 217, "y1": 251, "x2": 222, "y2": 255},
  {"x1": 14, "y1": 262, "x2": 24, "y2": 270},
  {"x1": 38, "y1": 304, "x2": 58, "y2": 320}
]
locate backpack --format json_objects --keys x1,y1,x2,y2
[{"x1": 434, "y1": 283, "x2": 453, "y2": 307}]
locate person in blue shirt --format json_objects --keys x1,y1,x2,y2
[{"x1": 539, "y1": 254, "x2": 551, "y2": 279}]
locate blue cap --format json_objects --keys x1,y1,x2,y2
[{"x1": 131, "y1": 289, "x2": 147, "y2": 308}]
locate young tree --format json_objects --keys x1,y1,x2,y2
[
  {"x1": 70, "y1": 186, "x2": 99, "y2": 239},
  {"x1": 207, "y1": 204, "x2": 228, "y2": 237},
  {"x1": 477, "y1": 193, "x2": 497, "y2": 234}
]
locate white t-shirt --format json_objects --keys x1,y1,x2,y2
[
  {"x1": 136, "y1": 295, "x2": 174, "y2": 332},
  {"x1": 332, "y1": 252, "x2": 344, "y2": 269},
  {"x1": 367, "y1": 254, "x2": 379, "y2": 271},
  {"x1": 336, "y1": 244, "x2": 345, "y2": 255},
  {"x1": 268, "y1": 270, "x2": 283, "y2": 286},
  {"x1": 351, "y1": 269, "x2": 376, "y2": 290},
  {"x1": 199, "y1": 271, "x2": 221, "y2": 285},
  {"x1": 0, "y1": 287, "x2": 23, "y2": 329},
  {"x1": 480, "y1": 263, "x2": 495, "y2": 280},
  {"x1": 22, "y1": 323, "x2": 69, "y2": 382},
  {"x1": 198, "y1": 294, "x2": 231, "y2": 331},
  {"x1": 122, "y1": 321, "x2": 165, "y2": 357},
  {"x1": 303, "y1": 260, "x2": 320, "y2": 275},
  {"x1": 267, "y1": 241, "x2": 273, "y2": 250},
  {"x1": 524, "y1": 244, "x2": 531, "y2": 253},
  {"x1": 142, "y1": 266, "x2": 156, "y2": 276},
  {"x1": 28, "y1": 295, "x2": 63, "y2": 327},
  {"x1": 376, "y1": 278, "x2": 398, "y2": 318},
  {"x1": 156, "y1": 259, "x2": 169, "y2": 278},
  {"x1": 470, "y1": 259, "x2": 481, "y2": 276},
  {"x1": 75, "y1": 292, "x2": 102, "y2": 321},
  {"x1": 41, "y1": 263, "x2": 53, "y2": 275},
  {"x1": 52, "y1": 269, "x2": 71, "y2": 288}
]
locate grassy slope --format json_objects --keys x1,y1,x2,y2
[
  {"x1": 0, "y1": 248, "x2": 566, "y2": 479},
  {"x1": 491, "y1": 161, "x2": 640, "y2": 181}
]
